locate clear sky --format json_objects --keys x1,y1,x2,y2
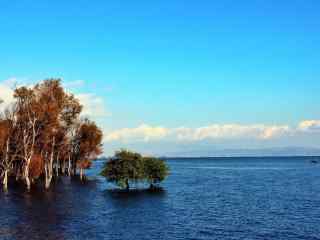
[{"x1": 1, "y1": 0, "x2": 320, "y2": 156}]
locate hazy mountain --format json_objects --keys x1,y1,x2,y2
[{"x1": 163, "y1": 147, "x2": 320, "y2": 158}]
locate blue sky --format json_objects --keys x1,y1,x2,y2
[{"x1": 1, "y1": 0, "x2": 320, "y2": 155}]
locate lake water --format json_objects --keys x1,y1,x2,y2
[{"x1": 1, "y1": 157, "x2": 320, "y2": 240}]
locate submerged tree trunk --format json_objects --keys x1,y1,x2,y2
[
  {"x1": 125, "y1": 179, "x2": 130, "y2": 191},
  {"x1": 22, "y1": 119, "x2": 37, "y2": 191},
  {"x1": 80, "y1": 168, "x2": 84, "y2": 181},
  {"x1": 3, "y1": 170, "x2": 8, "y2": 191},
  {"x1": 62, "y1": 159, "x2": 66, "y2": 175},
  {"x1": 15, "y1": 168, "x2": 20, "y2": 181},
  {"x1": 44, "y1": 162, "x2": 52, "y2": 190},
  {"x1": 72, "y1": 162, "x2": 77, "y2": 176},
  {"x1": 3, "y1": 139, "x2": 10, "y2": 191},
  {"x1": 24, "y1": 165, "x2": 31, "y2": 191},
  {"x1": 45, "y1": 137, "x2": 55, "y2": 190},
  {"x1": 45, "y1": 157, "x2": 54, "y2": 189},
  {"x1": 68, "y1": 155, "x2": 71, "y2": 176},
  {"x1": 55, "y1": 153, "x2": 60, "y2": 177},
  {"x1": 24, "y1": 155, "x2": 32, "y2": 191}
]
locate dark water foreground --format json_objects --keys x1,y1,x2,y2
[{"x1": 1, "y1": 157, "x2": 320, "y2": 240}]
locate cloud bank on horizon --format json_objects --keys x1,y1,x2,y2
[
  {"x1": 103, "y1": 121, "x2": 320, "y2": 156},
  {"x1": 104, "y1": 121, "x2": 320, "y2": 143}
]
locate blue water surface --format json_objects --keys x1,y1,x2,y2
[{"x1": 1, "y1": 157, "x2": 320, "y2": 240}]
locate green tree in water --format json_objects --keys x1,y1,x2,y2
[
  {"x1": 101, "y1": 150, "x2": 144, "y2": 190},
  {"x1": 101, "y1": 150, "x2": 169, "y2": 190},
  {"x1": 143, "y1": 157, "x2": 169, "y2": 189}
]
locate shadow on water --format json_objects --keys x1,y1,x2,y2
[
  {"x1": 0, "y1": 176, "x2": 170, "y2": 240},
  {"x1": 104, "y1": 187, "x2": 167, "y2": 200},
  {"x1": 0, "y1": 177, "x2": 102, "y2": 240}
]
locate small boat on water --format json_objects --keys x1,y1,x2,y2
[{"x1": 311, "y1": 158, "x2": 319, "y2": 164}]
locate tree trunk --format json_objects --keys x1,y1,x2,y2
[
  {"x1": 68, "y1": 155, "x2": 71, "y2": 176},
  {"x1": 55, "y1": 153, "x2": 59, "y2": 177},
  {"x1": 45, "y1": 160, "x2": 54, "y2": 190},
  {"x1": 24, "y1": 166, "x2": 31, "y2": 191},
  {"x1": 62, "y1": 159, "x2": 66, "y2": 175},
  {"x1": 45, "y1": 173, "x2": 52, "y2": 189},
  {"x1": 45, "y1": 178, "x2": 51, "y2": 189},
  {"x1": 45, "y1": 137, "x2": 55, "y2": 189},
  {"x1": 72, "y1": 161, "x2": 77, "y2": 176},
  {"x1": 15, "y1": 168, "x2": 20, "y2": 181},
  {"x1": 24, "y1": 118, "x2": 37, "y2": 191},
  {"x1": 80, "y1": 168, "x2": 84, "y2": 181},
  {"x1": 56, "y1": 163, "x2": 59, "y2": 177},
  {"x1": 3, "y1": 170, "x2": 8, "y2": 191},
  {"x1": 44, "y1": 162, "x2": 51, "y2": 189},
  {"x1": 3, "y1": 139, "x2": 10, "y2": 191},
  {"x1": 125, "y1": 179, "x2": 130, "y2": 191},
  {"x1": 24, "y1": 155, "x2": 32, "y2": 191}
]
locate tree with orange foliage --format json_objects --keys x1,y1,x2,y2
[
  {"x1": 0, "y1": 105, "x2": 19, "y2": 191},
  {"x1": 74, "y1": 119, "x2": 103, "y2": 181},
  {"x1": 13, "y1": 86, "x2": 41, "y2": 190},
  {"x1": 0, "y1": 79, "x2": 103, "y2": 191}
]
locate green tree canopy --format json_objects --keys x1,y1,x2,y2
[
  {"x1": 101, "y1": 150, "x2": 169, "y2": 190},
  {"x1": 143, "y1": 157, "x2": 169, "y2": 189},
  {"x1": 101, "y1": 150, "x2": 144, "y2": 190}
]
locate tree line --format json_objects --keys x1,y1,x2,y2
[{"x1": 0, "y1": 79, "x2": 103, "y2": 191}]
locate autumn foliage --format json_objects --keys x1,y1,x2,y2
[{"x1": 0, "y1": 79, "x2": 103, "y2": 191}]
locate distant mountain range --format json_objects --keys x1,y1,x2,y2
[
  {"x1": 162, "y1": 147, "x2": 320, "y2": 158},
  {"x1": 99, "y1": 147, "x2": 320, "y2": 159}
]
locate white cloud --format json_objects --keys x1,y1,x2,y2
[
  {"x1": 104, "y1": 123, "x2": 292, "y2": 143},
  {"x1": 76, "y1": 93, "x2": 110, "y2": 118},
  {"x1": 63, "y1": 80, "x2": 110, "y2": 119},
  {"x1": 173, "y1": 124, "x2": 290, "y2": 141},
  {"x1": 0, "y1": 79, "x2": 15, "y2": 110},
  {"x1": 61, "y1": 79, "x2": 110, "y2": 119},
  {"x1": 298, "y1": 120, "x2": 320, "y2": 132},
  {"x1": 105, "y1": 124, "x2": 169, "y2": 142},
  {"x1": 3, "y1": 77, "x2": 19, "y2": 87},
  {"x1": 63, "y1": 80, "x2": 85, "y2": 88},
  {"x1": 260, "y1": 126, "x2": 290, "y2": 139}
]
